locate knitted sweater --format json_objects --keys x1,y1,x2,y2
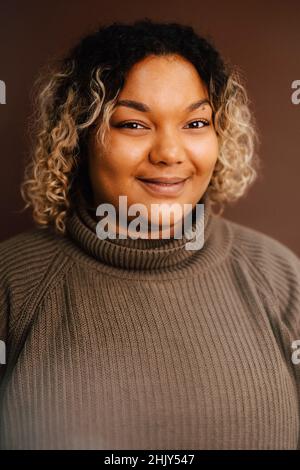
[{"x1": 0, "y1": 193, "x2": 300, "y2": 450}]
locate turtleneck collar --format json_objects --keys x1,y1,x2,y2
[{"x1": 65, "y1": 189, "x2": 223, "y2": 273}]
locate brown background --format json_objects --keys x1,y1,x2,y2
[{"x1": 0, "y1": 0, "x2": 299, "y2": 255}]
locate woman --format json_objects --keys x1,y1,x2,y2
[{"x1": 0, "y1": 19, "x2": 299, "y2": 450}]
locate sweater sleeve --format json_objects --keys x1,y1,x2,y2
[
  {"x1": 231, "y1": 220, "x2": 300, "y2": 448},
  {"x1": 263, "y1": 241, "x2": 300, "y2": 449},
  {"x1": 0, "y1": 228, "x2": 71, "y2": 388},
  {"x1": 243, "y1": 231, "x2": 300, "y2": 448}
]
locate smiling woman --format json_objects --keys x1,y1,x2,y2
[
  {"x1": 88, "y1": 54, "x2": 219, "y2": 237},
  {"x1": 0, "y1": 19, "x2": 300, "y2": 450}
]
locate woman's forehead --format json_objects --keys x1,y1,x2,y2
[
  {"x1": 117, "y1": 55, "x2": 209, "y2": 111},
  {"x1": 123, "y1": 54, "x2": 203, "y2": 85}
]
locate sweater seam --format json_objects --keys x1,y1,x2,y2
[
  {"x1": 9, "y1": 251, "x2": 75, "y2": 333},
  {"x1": 24, "y1": 257, "x2": 77, "y2": 320},
  {"x1": 59, "y1": 244, "x2": 231, "y2": 282},
  {"x1": 230, "y1": 245, "x2": 280, "y2": 311}
]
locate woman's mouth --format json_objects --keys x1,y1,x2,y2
[{"x1": 136, "y1": 176, "x2": 190, "y2": 196}]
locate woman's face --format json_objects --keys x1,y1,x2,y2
[{"x1": 88, "y1": 54, "x2": 219, "y2": 234}]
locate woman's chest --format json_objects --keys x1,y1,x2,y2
[{"x1": 1, "y1": 274, "x2": 298, "y2": 449}]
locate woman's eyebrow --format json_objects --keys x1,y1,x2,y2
[{"x1": 115, "y1": 98, "x2": 211, "y2": 113}]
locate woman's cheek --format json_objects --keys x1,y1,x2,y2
[
  {"x1": 202, "y1": 133, "x2": 219, "y2": 168},
  {"x1": 109, "y1": 137, "x2": 149, "y2": 165},
  {"x1": 189, "y1": 137, "x2": 218, "y2": 172}
]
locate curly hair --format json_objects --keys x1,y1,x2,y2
[{"x1": 21, "y1": 18, "x2": 259, "y2": 234}]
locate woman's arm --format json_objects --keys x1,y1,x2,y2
[
  {"x1": 258, "y1": 240, "x2": 300, "y2": 449},
  {"x1": 232, "y1": 223, "x2": 300, "y2": 448}
]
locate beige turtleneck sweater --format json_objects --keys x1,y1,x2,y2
[{"x1": 0, "y1": 192, "x2": 300, "y2": 450}]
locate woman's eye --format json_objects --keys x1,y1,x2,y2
[
  {"x1": 113, "y1": 119, "x2": 209, "y2": 130},
  {"x1": 185, "y1": 119, "x2": 209, "y2": 129},
  {"x1": 115, "y1": 122, "x2": 146, "y2": 129}
]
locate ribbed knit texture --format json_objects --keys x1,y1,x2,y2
[{"x1": 0, "y1": 193, "x2": 300, "y2": 450}]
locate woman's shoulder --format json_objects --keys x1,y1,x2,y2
[
  {"x1": 222, "y1": 216, "x2": 300, "y2": 315},
  {"x1": 0, "y1": 226, "x2": 58, "y2": 249},
  {"x1": 223, "y1": 216, "x2": 300, "y2": 268},
  {"x1": 0, "y1": 227, "x2": 72, "y2": 308},
  {"x1": 0, "y1": 227, "x2": 64, "y2": 274}
]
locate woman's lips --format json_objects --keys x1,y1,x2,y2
[{"x1": 137, "y1": 177, "x2": 189, "y2": 196}]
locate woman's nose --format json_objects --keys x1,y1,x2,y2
[{"x1": 148, "y1": 130, "x2": 186, "y2": 165}]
